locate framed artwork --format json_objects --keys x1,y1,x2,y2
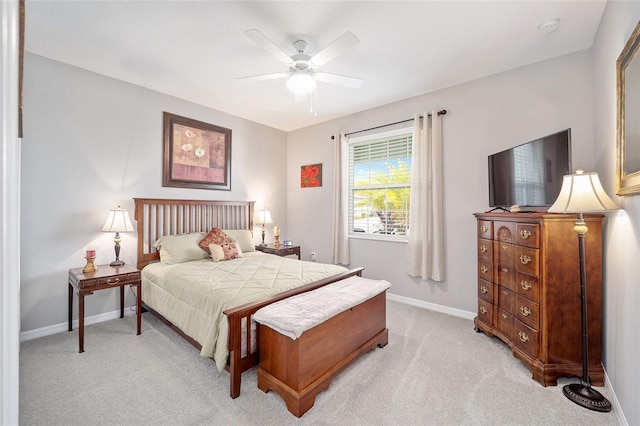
[
  {"x1": 616, "y1": 20, "x2": 640, "y2": 195},
  {"x1": 301, "y1": 163, "x2": 322, "y2": 188},
  {"x1": 163, "y1": 112, "x2": 231, "y2": 190}
]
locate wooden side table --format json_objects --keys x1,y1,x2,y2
[
  {"x1": 255, "y1": 244, "x2": 301, "y2": 259},
  {"x1": 68, "y1": 264, "x2": 142, "y2": 353}
]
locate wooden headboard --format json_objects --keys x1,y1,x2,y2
[{"x1": 133, "y1": 198, "x2": 255, "y2": 269}]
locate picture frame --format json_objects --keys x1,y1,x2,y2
[
  {"x1": 163, "y1": 112, "x2": 231, "y2": 190},
  {"x1": 301, "y1": 163, "x2": 322, "y2": 188},
  {"x1": 616, "y1": 20, "x2": 640, "y2": 195}
]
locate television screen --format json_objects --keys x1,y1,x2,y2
[{"x1": 488, "y1": 129, "x2": 572, "y2": 208}]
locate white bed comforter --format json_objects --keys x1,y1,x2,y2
[{"x1": 141, "y1": 252, "x2": 348, "y2": 371}]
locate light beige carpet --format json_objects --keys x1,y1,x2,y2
[{"x1": 19, "y1": 300, "x2": 619, "y2": 425}]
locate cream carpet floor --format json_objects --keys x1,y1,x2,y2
[{"x1": 19, "y1": 300, "x2": 619, "y2": 425}]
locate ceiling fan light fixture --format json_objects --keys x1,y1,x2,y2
[{"x1": 287, "y1": 73, "x2": 316, "y2": 95}]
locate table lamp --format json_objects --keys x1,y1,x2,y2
[
  {"x1": 102, "y1": 206, "x2": 134, "y2": 267},
  {"x1": 547, "y1": 169, "x2": 619, "y2": 412},
  {"x1": 255, "y1": 208, "x2": 273, "y2": 246}
]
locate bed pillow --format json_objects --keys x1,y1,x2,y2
[
  {"x1": 198, "y1": 227, "x2": 236, "y2": 254},
  {"x1": 221, "y1": 229, "x2": 255, "y2": 253},
  {"x1": 209, "y1": 242, "x2": 243, "y2": 262},
  {"x1": 153, "y1": 232, "x2": 209, "y2": 265}
]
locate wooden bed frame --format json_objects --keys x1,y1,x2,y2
[{"x1": 133, "y1": 198, "x2": 364, "y2": 398}]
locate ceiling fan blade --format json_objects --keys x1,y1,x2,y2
[
  {"x1": 315, "y1": 72, "x2": 363, "y2": 88},
  {"x1": 244, "y1": 29, "x2": 293, "y2": 65},
  {"x1": 237, "y1": 72, "x2": 289, "y2": 82},
  {"x1": 310, "y1": 31, "x2": 359, "y2": 67}
]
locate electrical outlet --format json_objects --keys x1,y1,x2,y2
[{"x1": 310, "y1": 252, "x2": 316, "y2": 262}]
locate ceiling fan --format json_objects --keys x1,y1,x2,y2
[{"x1": 238, "y1": 29, "x2": 364, "y2": 96}]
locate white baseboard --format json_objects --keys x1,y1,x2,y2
[
  {"x1": 605, "y1": 371, "x2": 628, "y2": 425},
  {"x1": 386, "y1": 292, "x2": 476, "y2": 320},
  {"x1": 20, "y1": 308, "x2": 137, "y2": 342}
]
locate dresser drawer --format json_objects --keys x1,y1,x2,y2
[
  {"x1": 477, "y1": 299, "x2": 493, "y2": 327},
  {"x1": 493, "y1": 241, "x2": 515, "y2": 267},
  {"x1": 496, "y1": 308, "x2": 514, "y2": 340},
  {"x1": 497, "y1": 286, "x2": 515, "y2": 314},
  {"x1": 478, "y1": 220, "x2": 493, "y2": 239},
  {"x1": 477, "y1": 238, "x2": 493, "y2": 261},
  {"x1": 516, "y1": 246, "x2": 539, "y2": 276},
  {"x1": 494, "y1": 221, "x2": 516, "y2": 243},
  {"x1": 516, "y1": 296, "x2": 539, "y2": 330},
  {"x1": 495, "y1": 263, "x2": 516, "y2": 292},
  {"x1": 516, "y1": 272, "x2": 540, "y2": 303},
  {"x1": 516, "y1": 223, "x2": 540, "y2": 248},
  {"x1": 514, "y1": 321, "x2": 539, "y2": 359},
  {"x1": 75, "y1": 272, "x2": 140, "y2": 288},
  {"x1": 478, "y1": 279, "x2": 494, "y2": 303},
  {"x1": 478, "y1": 260, "x2": 493, "y2": 282}
]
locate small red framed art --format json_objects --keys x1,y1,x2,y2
[{"x1": 301, "y1": 163, "x2": 322, "y2": 188}]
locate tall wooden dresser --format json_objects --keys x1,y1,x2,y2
[{"x1": 473, "y1": 212, "x2": 605, "y2": 386}]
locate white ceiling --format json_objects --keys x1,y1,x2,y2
[{"x1": 25, "y1": 1, "x2": 606, "y2": 132}]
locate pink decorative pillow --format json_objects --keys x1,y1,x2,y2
[
  {"x1": 199, "y1": 227, "x2": 235, "y2": 254},
  {"x1": 209, "y1": 242, "x2": 242, "y2": 262}
]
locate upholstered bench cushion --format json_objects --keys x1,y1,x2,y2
[{"x1": 253, "y1": 276, "x2": 390, "y2": 340}]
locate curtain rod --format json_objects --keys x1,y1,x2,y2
[{"x1": 336, "y1": 109, "x2": 447, "y2": 139}]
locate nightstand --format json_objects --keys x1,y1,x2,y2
[
  {"x1": 68, "y1": 264, "x2": 141, "y2": 353},
  {"x1": 255, "y1": 244, "x2": 301, "y2": 259}
]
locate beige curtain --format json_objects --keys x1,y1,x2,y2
[
  {"x1": 406, "y1": 112, "x2": 445, "y2": 281},
  {"x1": 331, "y1": 132, "x2": 350, "y2": 265}
]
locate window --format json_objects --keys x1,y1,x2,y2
[{"x1": 348, "y1": 128, "x2": 412, "y2": 240}]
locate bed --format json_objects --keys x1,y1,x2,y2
[{"x1": 133, "y1": 198, "x2": 364, "y2": 398}]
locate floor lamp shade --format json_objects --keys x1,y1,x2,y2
[
  {"x1": 548, "y1": 170, "x2": 620, "y2": 213},
  {"x1": 102, "y1": 206, "x2": 134, "y2": 267},
  {"x1": 548, "y1": 169, "x2": 619, "y2": 412}
]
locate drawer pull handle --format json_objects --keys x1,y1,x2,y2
[
  {"x1": 520, "y1": 306, "x2": 532, "y2": 317},
  {"x1": 480, "y1": 225, "x2": 488, "y2": 233},
  {"x1": 518, "y1": 331, "x2": 529, "y2": 343},
  {"x1": 480, "y1": 245, "x2": 488, "y2": 253},
  {"x1": 107, "y1": 277, "x2": 120, "y2": 285},
  {"x1": 520, "y1": 230, "x2": 532, "y2": 239},
  {"x1": 502, "y1": 267, "x2": 509, "y2": 273},
  {"x1": 502, "y1": 290, "x2": 509, "y2": 295},
  {"x1": 480, "y1": 285, "x2": 488, "y2": 294},
  {"x1": 520, "y1": 255, "x2": 532, "y2": 265},
  {"x1": 480, "y1": 265, "x2": 488, "y2": 274},
  {"x1": 502, "y1": 244, "x2": 509, "y2": 250},
  {"x1": 521, "y1": 280, "x2": 532, "y2": 290},
  {"x1": 480, "y1": 306, "x2": 488, "y2": 315},
  {"x1": 501, "y1": 313, "x2": 508, "y2": 319}
]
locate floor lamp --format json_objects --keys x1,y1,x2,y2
[{"x1": 547, "y1": 169, "x2": 619, "y2": 412}]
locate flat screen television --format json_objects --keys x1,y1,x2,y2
[{"x1": 488, "y1": 129, "x2": 572, "y2": 208}]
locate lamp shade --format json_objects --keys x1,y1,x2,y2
[
  {"x1": 101, "y1": 206, "x2": 134, "y2": 233},
  {"x1": 547, "y1": 169, "x2": 620, "y2": 213},
  {"x1": 255, "y1": 209, "x2": 273, "y2": 226}
]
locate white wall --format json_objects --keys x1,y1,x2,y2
[
  {"x1": 20, "y1": 53, "x2": 288, "y2": 332},
  {"x1": 592, "y1": 2, "x2": 640, "y2": 425},
  {"x1": 287, "y1": 51, "x2": 594, "y2": 314}
]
